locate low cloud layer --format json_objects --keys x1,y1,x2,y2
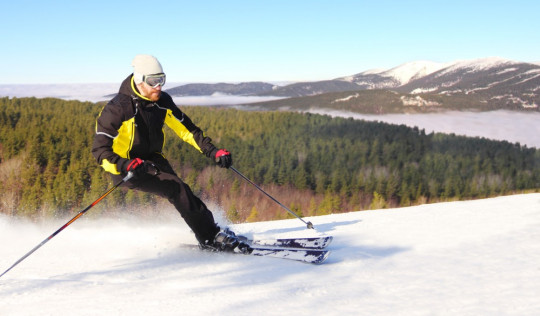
[{"x1": 305, "y1": 109, "x2": 540, "y2": 148}]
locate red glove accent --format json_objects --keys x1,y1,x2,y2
[
  {"x1": 215, "y1": 149, "x2": 232, "y2": 168},
  {"x1": 215, "y1": 149, "x2": 230, "y2": 159},
  {"x1": 126, "y1": 158, "x2": 144, "y2": 171}
]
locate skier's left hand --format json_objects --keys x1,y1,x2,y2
[{"x1": 215, "y1": 149, "x2": 232, "y2": 168}]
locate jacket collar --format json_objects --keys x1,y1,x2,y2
[
  {"x1": 118, "y1": 74, "x2": 155, "y2": 107},
  {"x1": 130, "y1": 76, "x2": 152, "y2": 102}
]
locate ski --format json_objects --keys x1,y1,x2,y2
[
  {"x1": 197, "y1": 233, "x2": 333, "y2": 264},
  {"x1": 198, "y1": 244, "x2": 330, "y2": 264},
  {"x1": 241, "y1": 246, "x2": 330, "y2": 264},
  {"x1": 244, "y1": 236, "x2": 333, "y2": 250}
]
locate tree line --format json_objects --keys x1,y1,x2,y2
[{"x1": 0, "y1": 97, "x2": 538, "y2": 222}]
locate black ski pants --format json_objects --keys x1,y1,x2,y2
[{"x1": 112, "y1": 156, "x2": 220, "y2": 245}]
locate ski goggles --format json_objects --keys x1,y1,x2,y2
[{"x1": 143, "y1": 73, "x2": 166, "y2": 88}]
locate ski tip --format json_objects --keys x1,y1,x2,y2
[
  {"x1": 312, "y1": 250, "x2": 331, "y2": 265},
  {"x1": 326, "y1": 235, "x2": 333, "y2": 246}
]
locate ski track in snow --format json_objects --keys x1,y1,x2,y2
[{"x1": 1, "y1": 194, "x2": 539, "y2": 315}]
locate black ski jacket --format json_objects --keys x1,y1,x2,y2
[{"x1": 92, "y1": 75, "x2": 219, "y2": 175}]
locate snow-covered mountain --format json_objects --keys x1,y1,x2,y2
[
  {"x1": 160, "y1": 57, "x2": 539, "y2": 109},
  {"x1": 338, "y1": 57, "x2": 535, "y2": 89},
  {"x1": 341, "y1": 60, "x2": 448, "y2": 88},
  {"x1": 1, "y1": 193, "x2": 539, "y2": 315},
  {"x1": 399, "y1": 58, "x2": 539, "y2": 100},
  {"x1": 266, "y1": 57, "x2": 540, "y2": 109}
]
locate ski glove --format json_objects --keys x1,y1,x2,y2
[
  {"x1": 122, "y1": 158, "x2": 159, "y2": 177},
  {"x1": 215, "y1": 149, "x2": 232, "y2": 168}
]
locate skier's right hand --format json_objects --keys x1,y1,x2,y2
[{"x1": 122, "y1": 158, "x2": 159, "y2": 177}]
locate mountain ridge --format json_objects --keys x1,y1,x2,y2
[{"x1": 165, "y1": 57, "x2": 539, "y2": 111}]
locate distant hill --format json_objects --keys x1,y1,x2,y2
[
  {"x1": 165, "y1": 57, "x2": 539, "y2": 112},
  {"x1": 243, "y1": 89, "x2": 496, "y2": 114},
  {"x1": 253, "y1": 80, "x2": 362, "y2": 97},
  {"x1": 165, "y1": 82, "x2": 276, "y2": 96},
  {"x1": 396, "y1": 58, "x2": 540, "y2": 109}
]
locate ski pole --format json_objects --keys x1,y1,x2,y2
[
  {"x1": 229, "y1": 166, "x2": 314, "y2": 229},
  {"x1": 0, "y1": 172, "x2": 134, "y2": 279}
]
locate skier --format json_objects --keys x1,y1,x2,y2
[{"x1": 92, "y1": 54, "x2": 240, "y2": 251}]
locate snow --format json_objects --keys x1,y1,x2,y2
[
  {"x1": 400, "y1": 95, "x2": 441, "y2": 107},
  {"x1": 1, "y1": 193, "x2": 539, "y2": 315},
  {"x1": 348, "y1": 61, "x2": 448, "y2": 86},
  {"x1": 376, "y1": 60, "x2": 448, "y2": 85},
  {"x1": 342, "y1": 57, "x2": 524, "y2": 87},
  {"x1": 437, "y1": 57, "x2": 516, "y2": 77},
  {"x1": 360, "y1": 68, "x2": 387, "y2": 75},
  {"x1": 411, "y1": 87, "x2": 438, "y2": 94},
  {"x1": 496, "y1": 67, "x2": 518, "y2": 75},
  {"x1": 332, "y1": 93, "x2": 360, "y2": 103},
  {"x1": 514, "y1": 71, "x2": 540, "y2": 85}
]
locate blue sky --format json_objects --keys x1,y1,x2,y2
[{"x1": 1, "y1": 0, "x2": 539, "y2": 84}]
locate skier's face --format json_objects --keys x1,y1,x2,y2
[{"x1": 137, "y1": 81, "x2": 162, "y2": 102}]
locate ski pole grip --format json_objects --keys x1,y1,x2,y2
[{"x1": 124, "y1": 171, "x2": 135, "y2": 182}]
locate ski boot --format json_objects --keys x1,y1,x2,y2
[
  {"x1": 207, "y1": 228, "x2": 251, "y2": 253},
  {"x1": 213, "y1": 231, "x2": 239, "y2": 252}
]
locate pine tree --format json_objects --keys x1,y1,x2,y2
[{"x1": 246, "y1": 206, "x2": 259, "y2": 223}]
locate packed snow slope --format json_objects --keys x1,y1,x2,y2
[{"x1": 1, "y1": 193, "x2": 539, "y2": 315}]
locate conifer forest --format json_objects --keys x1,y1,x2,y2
[{"x1": 0, "y1": 97, "x2": 538, "y2": 222}]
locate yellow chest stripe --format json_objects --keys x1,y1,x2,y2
[
  {"x1": 164, "y1": 109, "x2": 202, "y2": 153},
  {"x1": 112, "y1": 117, "x2": 136, "y2": 159}
]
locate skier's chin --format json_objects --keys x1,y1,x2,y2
[{"x1": 149, "y1": 91, "x2": 161, "y2": 102}]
